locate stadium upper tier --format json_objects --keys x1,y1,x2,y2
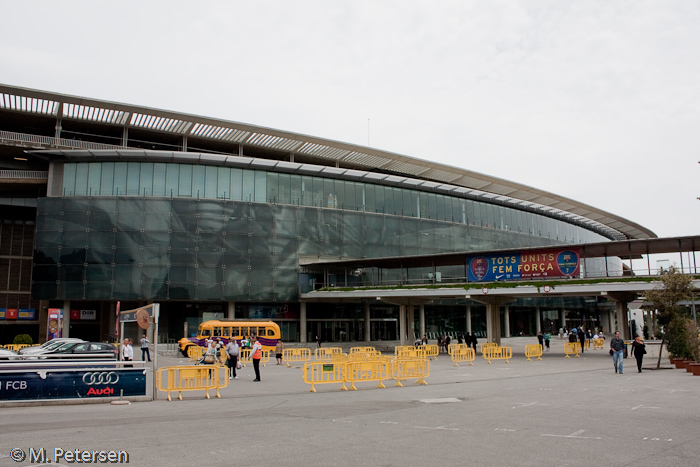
[{"x1": 0, "y1": 83, "x2": 654, "y2": 240}]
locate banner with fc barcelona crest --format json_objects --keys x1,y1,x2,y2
[{"x1": 468, "y1": 248, "x2": 580, "y2": 282}]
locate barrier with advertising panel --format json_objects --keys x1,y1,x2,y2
[{"x1": 0, "y1": 365, "x2": 150, "y2": 402}]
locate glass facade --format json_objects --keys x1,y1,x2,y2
[
  {"x1": 33, "y1": 162, "x2": 617, "y2": 302},
  {"x1": 60, "y1": 162, "x2": 611, "y2": 244}
]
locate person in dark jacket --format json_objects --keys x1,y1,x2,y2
[
  {"x1": 631, "y1": 335, "x2": 646, "y2": 373},
  {"x1": 578, "y1": 327, "x2": 586, "y2": 354},
  {"x1": 610, "y1": 331, "x2": 625, "y2": 374}
]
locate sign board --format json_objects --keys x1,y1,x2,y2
[
  {"x1": 468, "y1": 248, "x2": 580, "y2": 282},
  {"x1": 18, "y1": 309, "x2": 36, "y2": 320}
]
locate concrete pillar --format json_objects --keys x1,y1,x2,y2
[
  {"x1": 407, "y1": 305, "x2": 415, "y2": 341},
  {"x1": 227, "y1": 301, "x2": 235, "y2": 319},
  {"x1": 419, "y1": 304, "x2": 425, "y2": 339},
  {"x1": 607, "y1": 292, "x2": 636, "y2": 340},
  {"x1": 504, "y1": 306, "x2": 511, "y2": 338},
  {"x1": 535, "y1": 306, "x2": 542, "y2": 334},
  {"x1": 63, "y1": 300, "x2": 71, "y2": 338},
  {"x1": 466, "y1": 305, "x2": 472, "y2": 333},
  {"x1": 560, "y1": 309, "x2": 567, "y2": 332},
  {"x1": 364, "y1": 302, "x2": 371, "y2": 342},
  {"x1": 300, "y1": 302, "x2": 307, "y2": 343},
  {"x1": 486, "y1": 303, "x2": 503, "y2": 345},
  {"x1": 399, "y1": 304, "x2": 406, "y2": 345}
]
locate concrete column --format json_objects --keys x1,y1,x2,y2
[
  {"x1": 616, "y1": 301, "x2": 629, "y2": 339},
  {"x1": 227, "y1": 301, "x2": 235, "y2": 319},
  {"x1": 364, "y1": 302, "x2": 371, "y2": 342},
  {"x1": 486, "y1": 304, "x2": 502, "y2": 345},
  {"x1": 407, "y1": 305, "x2": 415, "y2": 341},
  {"x1": 62, "y1": 301, "x2": 71, "y2": 338},
  {"x1": 535, "y1": 306, "x2": 541, "y2": 334},
  {"x1": 504, "y1": 306, "x2": 511, "y2": 338},
  {"x1": 300, "y1": 302, "x2": 307, "y2": 343},
  {"x1": 466, "y1": 305, "x2": 472, "y2": 333},
  {"x1": 399, "y1": 305, "x2": 406, "y2": 345},
  {"x1": 419, "y1": 304, "x2": 425, "y2": 339},
  {"x1": 560, "y1": 309, "x2": 567, "y2": 332}
]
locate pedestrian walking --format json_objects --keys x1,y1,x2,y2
[{"x1": 610, "y1": 331, "x2": 625, "y2": 374}]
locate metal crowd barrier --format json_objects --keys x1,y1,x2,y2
[
  {"x1": 397, "y1": 347, "x2": 428, "y2": 359},
  {"x1": 392, "y1": 357, "x2": 430, "y2": 386},
  {"x1": 592, "y1": 338, "x2": 605, "y2": 350},
  {"x1": 450, "y1": 347, "x2": 475, "y2": 366},
  {"x1": 349, "y1": 346, "x2": 377, "y2": 355},
  {"x1": 303, "y1": 356, "x2": 431, "y2": 392},
  {"x1": 315, "y1": 347, "x2": 343, "y2": 361},
  {"x1": 423, "y1": 344, "x2": 439, "y2": 359},
  {"x1": 447, "y1": 343, "x2": 470, "y2": 356},
  {"x1": 482, "y1": 346, "x2": 513, "y2": 364},
  {"x1": 303, "y1": 361, "x2": 347, "y2": 392},
  {"x1": 524, "y1": 344, "x2": 543, "y2": 361},
  {"x1": 283, "y1": 348, "x2": 312, "y2": 367},
  {"x1": 479, "y1": 342, "x2": 498, "y2": 354},
  {"x1": 239, "y1": 349, "x2": 251, "y2": 367},
  {"x1": 187, "y1": 346, "x2": 204, "y2": 361},
  {"x1": 345, "y1": 359, "x2": 391, "y2": 390},
  {"x1": 563, "y1": 342, "x2": 582, "y2": 358},
  {"x1": 156, "y1": 365, "x2": 228, "y2": 401},
  {"x1": 2, "y1": 344, "x2": 36, "y2": 352}
]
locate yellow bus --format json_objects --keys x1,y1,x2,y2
[{"x1": 178, "y1": 319, "x2": 281, "y2": 357}]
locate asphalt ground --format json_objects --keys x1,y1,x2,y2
[{"x1": 1, "y1": 342, "x2": 698, "y2": 467}]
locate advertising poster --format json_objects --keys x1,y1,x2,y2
[
  {"x1": 468, "y1": 248, "x2": 580, "y2": 282},
  {"x1": 47, "y1": 308, "x2": 63, "y2": 340}
]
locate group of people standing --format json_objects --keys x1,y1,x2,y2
[
  {"x1": 120, "y1": 334, "x2": 151, "y2": 362},
  {"x1": 425, "y1": 333, "x2": 478, "y2": 353}
]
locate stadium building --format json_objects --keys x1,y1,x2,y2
[{"x1": 0, "y1": 84, "x2": 656, "y2": 344}]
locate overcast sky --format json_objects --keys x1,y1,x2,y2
[{"x1": 2, "y1": 1, "x2": 699, "y2": 258}]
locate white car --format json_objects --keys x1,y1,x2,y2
[
  {"x1": 0, "y1": 348, "x2": 19, "y2": 360},
  {"x1": 18, "y1": 338, "x2": 86, "y2": 355}
]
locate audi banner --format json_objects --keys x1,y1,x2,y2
[{"x1": 0, "y1": 369, "x2": 147, "y2": 401}]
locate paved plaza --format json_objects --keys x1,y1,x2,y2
[{"x1": 1, "y1": 340, "x2": 698, "y2": 467}]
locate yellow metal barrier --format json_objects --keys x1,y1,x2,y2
[
  {"x1": 156, "y1": 365, "x2": 229, "y2": 401},
  {"x1": 448, "y1": 343, "x2": 470, "y2": 356},
  {"x1": 345, "y1": 359, "x2": 390, "y2": 390},
  {"x1": 450, "y1": 347, "x2": 475, "y2": 366},
  {"x1": 423, "y1": 344, "x2": 439, "y2": 359},
  {"x1": 593, "y1": 338, "x2": 605, "y2": 350},
  {"x1": 479, "y1": 342, "x2": 498, "y2": 354},
  {"x1": 239, "y1": 348, "x2": 251, "y2": 367},
  {"x1": 283, "y1": 348, "x2": 312, "y2": 367},
  {"x1": 563, "y1": 342, "x2": 582, "y2": 358},
  {"x1": 315, "y1": 347, "x2": 343, "y2": 361},
  {"x1": 331, "y1": 353, "x2": 348, "y2": 362},
  {"x1": 187, "y1": 346, "x2": 204, "y2": 361},
  {"x1": 524, "y1": 344, "x2": 543, "y2": 361},
  {"x1": 349, "y1": 346, "x2": 377, "y2": 355},
  {"x1": 392, "y1": 357, "x2": 430, "y2": 386},
  {"x1": 397, "y1": 347, "x2": 428, "y2": 359},
  {"x1": 303, "y1": 361, "x2": 347, "y2": 392},
  {"x1": 394, "y1": 345, "x2": 415, "y2": 356},
  {"x1": 3, "y1": 344, "x2": 35, "y2": 352},
  {"x1": 482, "y1": 346, "x2": 513, "y2": 363}
]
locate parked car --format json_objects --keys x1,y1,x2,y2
[
  {"x1": 0, "y1": 348, "x2": 20, "y2": 360},
  {"x1": 18, "y1": 338, "x2": 86, "y2": 355},
  {"x1": 25, "y1": 342, "x2": 118, "y2": 360}
]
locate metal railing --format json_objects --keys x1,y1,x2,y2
[
  {"x1": 0, "y1": 169, "x2": 48, "y2": 179},
  {"x1": 0, "y1": 130, "x2": 130, "y2": 151}
]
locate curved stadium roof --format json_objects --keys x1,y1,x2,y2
[{"x1": 0, "y1": 83, "x2": 655, "y2": 240}]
